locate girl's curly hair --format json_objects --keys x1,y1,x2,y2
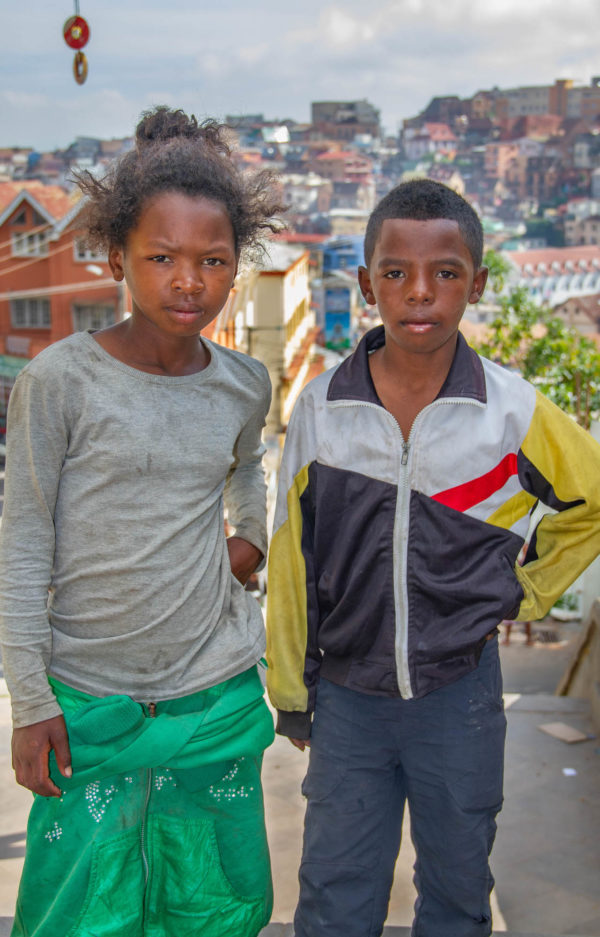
[{"x1": 75, "y1": 106, "x2": 284, "y2": 259}]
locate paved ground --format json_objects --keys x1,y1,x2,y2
[{"x1": 1, "y1": 617, "x2": 599, "y2": 936}]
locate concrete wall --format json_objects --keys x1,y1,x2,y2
[{"x1": 558, "y1": 599, "x2": 600, "y2": 733}]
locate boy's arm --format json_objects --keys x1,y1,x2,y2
[
  {"x1": 266, "y1": 395, "x2": 321, "y2": 741},
  {"x1": 224, "y1": 376, "x2": 271, "y2": 575},
  {"x1": 515, "y1": 391, "x2": 600, "y2": 620}
]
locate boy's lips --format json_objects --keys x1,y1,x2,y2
[{"x1": 401, "y1": 319, "x2": 437, "y2": 333}]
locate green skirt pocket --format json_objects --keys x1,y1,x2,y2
[
  {"x1": 67, "y1": 828, "x2": 145, "y2": 937},
  {"x1": 145, "y1": 814, "x2": 271, "y2": 937}
]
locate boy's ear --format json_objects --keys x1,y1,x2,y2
[
  {"x1": 108, "y1": 246, "x2": 124, "y2": 282},
  {"x1": 468, "y1": 266, "x2": 488, "y2": 304},
  {"x1": 358, "y1": 265, "x2": 376, "y2": 305}
]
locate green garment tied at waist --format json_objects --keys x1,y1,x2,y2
[{"x1": 48, "y1": 666, "x2": 275, "y2": 792}]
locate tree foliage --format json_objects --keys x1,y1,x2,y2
[{"x1": 474, "y1": 250, "x2": 600, "y2": 429}]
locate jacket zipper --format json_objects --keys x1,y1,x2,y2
[
  {"x1": 330, "y1": 399, "x2": 414, "y2": 698},
  {"x1": 330, "y1": 395, "x2": 485, "y2": 701},
  {"x1": 392, "y1": 425, "x2": 413, "y2": 699}
]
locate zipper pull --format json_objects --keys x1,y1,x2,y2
[
  {"x1": 401, "y1": 442, "x2": 410, "y2": 466},
  {"x1": 147, "y1": 702, "x2": 156, "y2": 718}
]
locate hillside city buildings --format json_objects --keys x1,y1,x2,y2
[{"x1": 2, "y1": 81, "x2": 600, "y2": 440}]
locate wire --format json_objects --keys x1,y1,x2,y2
[
  {"x1": 0, "y1": 221, "x2": 54, "y2": 259},
  {"x1": 0, "y1": 278, "x2": 117, "y2": 302},
  {"x1": 0, "y1": 239, "x2": 105, "y2": 279}
]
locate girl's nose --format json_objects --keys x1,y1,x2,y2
[{"x1": 171, "y1": 267, "x2": 202, "y2": 294}]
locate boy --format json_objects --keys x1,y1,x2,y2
[{"x1": 266, "y1": 180, "x2": 600, "y2": 937}]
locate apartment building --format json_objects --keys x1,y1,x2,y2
[
  {"x1": 311, "y1": 100, "x2": 381, "y2": 141},
  {"x1": 212, "y1": 243, "x2": 321, "y2": 434},
  {"x1": 0, "y1": 182, "x2": 124, "y2": 431},
  {"x1": 503, "y1": 245, "x2": 600, "y2": 307}
]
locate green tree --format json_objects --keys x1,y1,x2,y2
[{"x1": 474, "y1": 250, "x2": 600, "y2": 430}]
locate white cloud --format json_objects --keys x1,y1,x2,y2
[
  {"x1": 321, "y1": 8, "x2": 374, "y2": 47},
  {"x1": 2, "y1": 0, "x2": 600, "y2": 147}
]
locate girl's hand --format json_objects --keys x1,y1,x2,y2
[
  {"x1": 289, "y1": 737, "x2": 311, "y2": 752},
  {"x1": 227, "y1": 537, "x2": 263, "y2": 585},
  {"x1": 12, "y1": 715, "x2": 72, "y2": 797}
]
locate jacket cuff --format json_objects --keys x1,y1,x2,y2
[{"x1": 276, "y1": 709, "x2": 312, "y2": 739}]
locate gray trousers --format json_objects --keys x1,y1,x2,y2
[{"x1": 294, "y1": 639, "x2": 506, "y2": 937}]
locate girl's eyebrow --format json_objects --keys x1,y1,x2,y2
[{"x1": 143, "y1": 237, "x2": 234, "y2": 252}]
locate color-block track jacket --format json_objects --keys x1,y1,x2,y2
[{"x1": 266, "y1": 325, "x2": 600, "y2": 739}]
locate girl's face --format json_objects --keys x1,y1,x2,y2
[{"x1": 108, "y1": 191, "x2": 238, "y2": 340}]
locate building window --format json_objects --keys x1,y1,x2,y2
[
  {"x1": 72, "y1": 303, "x2": 115, "y2": 331},
  {"x1": 10, "y1": 298, "x2": 51, "y2": 329},
  {"x1": 73, "y1": 239, "x2": 106, "y2": 263},
  {"x1": 286, "y1": 297, "x2": 308, "y2": 344},
  {"x1": 11, "y1": 231, "x2": 49, "y2": 257}
]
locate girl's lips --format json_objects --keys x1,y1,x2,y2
[{"x1": 168, "y1": 306, "x2": 204, "y2": 321}]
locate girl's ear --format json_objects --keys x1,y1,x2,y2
[{"x1": 108, "y1": 247, "x2": 125, "y2": 282}]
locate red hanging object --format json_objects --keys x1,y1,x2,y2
[
  {"x1": 63, "y1": 15, "x2": 90, "y2": 50},
  {"x1": 63, "y1": 5, "x2": 90, "y2": 85}
]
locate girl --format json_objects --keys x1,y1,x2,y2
[{"x1": 0, "y1": 107, "x2": 282, "y2": 937}]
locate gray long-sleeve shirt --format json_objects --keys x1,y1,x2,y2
[{"x1": 0, "y1": 331, "x2": 271, "y2": 728}]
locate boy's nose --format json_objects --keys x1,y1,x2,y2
[{"x1": 406, "y1": 275, "x2": 433, "y2": 304}]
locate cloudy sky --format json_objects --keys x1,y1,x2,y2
[{"x1": 2, "y1": 0, "x2": 599, "y2": 151}]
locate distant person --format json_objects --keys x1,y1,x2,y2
[
  {"x1": 0, "y1": 106, "x2": 282, "y2": 937},
  {"x1": 266, "y1": 179, "x2": 600, "y2": 937}
]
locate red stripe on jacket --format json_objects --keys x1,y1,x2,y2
[{"x1": 432, "y1": 452, "x2": 519, "y2": 512}]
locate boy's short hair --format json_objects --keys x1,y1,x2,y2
[{"x1": 364, "y1": 179, "x2": 483, "y2": 270}]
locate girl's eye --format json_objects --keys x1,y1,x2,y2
[
  {"x1": 150, "y1": 255, "x2": 170, "y2": 263},
  {"x1": 203, "y1": 257, "x2": 224, "y2": 266}
]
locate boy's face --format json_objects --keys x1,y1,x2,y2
[{"x1": 358, "y1": 218, "x2": 487, "y2": 360}]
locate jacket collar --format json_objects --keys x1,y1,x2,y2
[{"x1": 327, "y1": 325, "x2": 487, "y2": 405}]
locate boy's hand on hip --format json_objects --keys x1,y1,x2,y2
[
  {"x1": 12, "y1": 715, "x2": 72, "y2": 797},
  {"x1": 227, "y1": 536, "x2": 263, "y2": 585}
]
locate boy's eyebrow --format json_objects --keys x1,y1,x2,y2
[{"x1": 377, "y1": 255, "x2": 470, "y2": 270}]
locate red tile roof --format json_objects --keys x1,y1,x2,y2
[
  {"x1": 504, "y1": 245, "x2": 600, "y2": 276},
  {"x1": 316, "y1": 151, "x2": 367, "y2": 161},
  {"x1": 0, "y1": 181, "x2": 73, "y2": 221},
  {"x1": 424, "y1": 122, "x2": 457, "y2": 141}
]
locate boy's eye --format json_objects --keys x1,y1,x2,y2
[
  {"x1": 150, "y1": 255, "x2": 171, "y2": 263},
  {"x1": 203, "y1": 257, "x2": 224, "y2": 266},
  {"x1": 384, "y1": 270, "x2": 404, "y2": 279},
  {"x1": 437, "y1": 269, "x2": 457, "y2": 279}
]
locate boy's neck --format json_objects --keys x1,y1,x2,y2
[{"x1": 368, "y1": 331, "x2": 458, "y2": 440}]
